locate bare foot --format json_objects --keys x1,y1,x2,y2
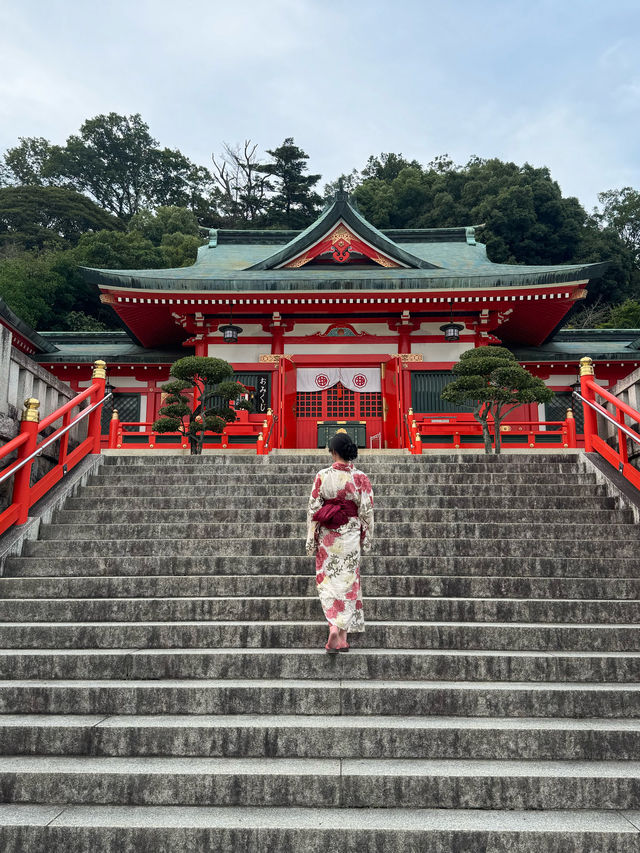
[{"x1": 326, "y1": 625, "x2": 340, "y2": 650}]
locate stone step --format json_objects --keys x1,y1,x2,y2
[
  {"x1": 2, "y1": 804, "x2": 636, "y2": 853},
  {"x1": 2, "y1": 713, "x2": 640, "y2": 760},
  {"x1": 0, "y1": 755, "x2": 639, "y2": 809},
  {"x1": 21, "y1": 536, "x2": 640, "y2": 558},
  {"x1": 3, "y1": 595, "x2": 640, "y2": 625},
  {"x1": 1, "y1": 648, "x2": 639, "y2": 683},
  {"x1": 106, "y1": 451, "x2": 579, "y2": 463},
  {"x1": 63, "y1": 493, "x2": 619, "y2": 511},
  {"x1": 8, "y1": 554, "x2": 639, "y2": 579},
  {"x1": 37, "y1": 520, "x2": 640, "y2": 543},
  {"x1": 1, "y1": 678, "x2": 640, "y2": 718},
  {"x1": 0, "y1": 621, "x2": 637, "y2": 651},
  {"x1": 88, "y1": 471, "x2": 593, "y2": 487},
  {"x1": 0, "y1": 805, "x2": 636, "y2": 853},
  {"x1": 52, "y1": 507, "x2": 633, "y2": 525},
  {"x1": 96, "y1": 462, "x2": 585, "y2": 476},
  {"x1": 7, "y1": 554, "x2": 640, "y2": 580},
  {"x1": 4, "y1": 573, "x2": 640, "y2": 601},
  {"x1": 78, "y1": 481, "x2": 605, "y2": 498}
]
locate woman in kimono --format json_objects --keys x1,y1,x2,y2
[{"x1": 306, "y1": 432, "x2": 374, "y2": 653}]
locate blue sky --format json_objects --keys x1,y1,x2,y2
[{"x1": 1, "y1": 0, "x2": 639, "y2": 210}]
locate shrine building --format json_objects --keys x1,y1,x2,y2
[{"x1": 8, "y1": 190, "x2": 640, "y2": 450}]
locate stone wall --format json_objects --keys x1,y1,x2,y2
[{"x1": 0, "y1": 325, "x2": 80, "y2": 512}]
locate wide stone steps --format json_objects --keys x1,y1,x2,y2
[
  {"x1": 0, "y1": 621, "x2": 637, "y2": 651},
  {"x1": 4, "y1": 713, "x2": 640, "y2": 759},
  {"x1": 2, "y1": 595, "x2": 640, "y2": 624},
  {"x1": 52, "y1": 506, "x2": 633, "y2": 524},
  {"x1": 3, "y1": 573, "x2": 640, "y2": 599},
  {"x1": 8, "y1": 554, "x2": 639, "y2": 579},
  {"x1": 1, "y1": 755, "x2": 640, "y2": 810},
  {"x1": 2, "y1": 805, "x2": 636, "y2": 853},
  {"x1": 22, "y1": 536, "x2": 639, "y2": 559},
  {"x1": 1, "y1": 451, "x2": 639, "y2": 849},
  {"x1": 1, "y1": 648, "x2": 639, "y2": 682},
  {"x1": 63, "y1": 493, "x2": 619, "y2": 510}
]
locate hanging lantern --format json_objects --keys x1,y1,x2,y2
[
  {"x1": 220, "y1": 306, "x2": 243, "y2": 343},
  {"x1": 440, "y1": 300, "x2": 464, "y2": 342}
]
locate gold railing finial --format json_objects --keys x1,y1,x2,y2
[
  {"x1": 111, "y1": 409, "x2": 119, "y2": 421},
  {"x1": 579, "y1": 356, "x2": 594, "y2": 377},
  {"x1": 566, "y1": 408, "x2": 574, "y2": 419},
  {"x1": 92, "y1": 359, "x2": 107, "y2": 380},
  {"x1": 21, "y1": 398, "x2": 40, "y2": 423}
]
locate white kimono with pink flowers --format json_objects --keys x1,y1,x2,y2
[{"x1": 306, "y1": 461, "x2": 374, "y2": 633}]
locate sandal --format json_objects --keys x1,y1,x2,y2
[
  {"x1": 324, "y1": 643, "x2": 339, "y2": 654},
  {"x1": 337, "y1": 644, "x2": 350, "y2": 652}
]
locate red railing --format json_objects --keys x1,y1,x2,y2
[
  {"x1": 577, "y1": 356, "x2": 640, "y2": 491},
  {"x1": 404, "y1": 408, "x2": 578, "y2": 453},
  {"x1": 0, "y1": 360, "x2": 108, "y2": 536},
  {"x1": 109, "y1": 409, "x2": 266, "y2": 452}
]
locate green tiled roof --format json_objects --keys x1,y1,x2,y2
[
  {"x1": 510, "y1": 329, "x2": 640, "y2": 361},
  {"x1": 80, "y1": 192, "x2": 607, "y2": 293}
]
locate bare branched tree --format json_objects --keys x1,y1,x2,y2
[
  {"x1": 565, "y1": 296, "x2": 613, "y2": 329},
  {"x1": 211, "y1": 141, "x2": 272, "y2": 225}
]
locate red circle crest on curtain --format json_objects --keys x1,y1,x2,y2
[
  {"x1": 353, "y1": 374, "x2": 368, "y2": 388},
  {"x1": 315, "y1": 373, "x2": 330, "y2": 388}
]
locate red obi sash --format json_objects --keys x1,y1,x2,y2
[{"x1": 313, "y1": 497, "x2": 358, "y2": 529}]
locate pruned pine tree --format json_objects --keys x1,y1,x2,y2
[
  {"x1": 441, "y1": 347, "x2": 554, "y2": 454},
  {"x1": 152, "y1": 356, "x2": 248, "y2": 455}
]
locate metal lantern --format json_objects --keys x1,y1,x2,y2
[
  {"x1": 220, "y1": 306, "x2": 243, "y2": 343},
  {"x1": 440, "y1": 301, "x2": 464, "y2": 342}
]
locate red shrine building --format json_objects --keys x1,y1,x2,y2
[{"x1": 12, "y1": 190, "x2": 640, "y2": 450}]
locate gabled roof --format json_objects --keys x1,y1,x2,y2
[{"x1": 245, "y1": 190, "x2": 438, "y2": 270}]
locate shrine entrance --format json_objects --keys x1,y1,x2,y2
[{"x1": 295, "y1": 382, "x2": 383, "y2": 448}]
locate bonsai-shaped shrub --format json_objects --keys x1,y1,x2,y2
[
  {"x1": 441, "y1": 346, "x2": 554, "y2": 454},
  {"x1": 152, "y1": 356, "x2": 248, "y2": 455}
]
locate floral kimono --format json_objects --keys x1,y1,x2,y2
[{"x1": 306, "y1": 461, "x2": 374, "y2": 633}]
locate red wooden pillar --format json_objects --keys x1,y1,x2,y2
[
  {"x1": 381, "y1": 357, "x2": 402, "y2": 449},
  {"x1": 12, "y1": 398, "x2": 40, "y2": 524},
  {"x1": 579, "y1": 357, "x2": 597, "y2": 453},
  {"x1": 277, "y1": 357, "x2": 297, "y2": 448},
  {"x1": 108, "y1": 409, "x2": 120, "y2": 449},
  {"x1": 87, "y1": 360, "x2": 107, "y2": 454},
  {"x1": 565, "y1": 409, "x2": 577, "y2": 448}
]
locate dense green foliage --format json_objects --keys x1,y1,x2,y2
[
  {"x1": 1, "y1": 111, "x2": 639, "y2": 332},
  {"x1": 441, "y1": 347, "x2": 554, "y2": 454},
  {"x1": 152, "y1": 357, "x2": 248, "y2": 455}
]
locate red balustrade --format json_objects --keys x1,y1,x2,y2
[
  {"x1": 403, "y1": 409, "x2": 578, "y2": 452},
  {"x1": 577, "y1": 356, "x2": 640, "y2": 491},
  {"x1": 0, "y1": 360, "x2": 108, "y2": 536}
]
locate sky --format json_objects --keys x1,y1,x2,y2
[{"x1": 1, "y1": 0, "x2": 639, "y2": 211}]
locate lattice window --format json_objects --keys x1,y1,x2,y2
[
  {"x1": 360, "y1": 393, "x2": 382, "y2": 417},
  {"x1": 327, "y1": 383, "x2": 355, "y2": 418},
  {"x1": 101, "y1": 393, "x2": 141, "y2": 433},
  {"x1": 297, "y1": 392, "x2": 322, "y2": 417}
]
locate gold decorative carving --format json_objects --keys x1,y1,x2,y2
[
  {"x1": 21, "y1": 398, "x2": 40, "y2": 423},
  {"x1": 579, "y1": 356, "x2": 594, "y2": 376},
  {"x1": 100, "y1": 293, "x2": 116, "y2": 305},
  {"x1": 392, "y1": 353, "x2": 423, "y2": 362},
  {"x1": 92, "y1": 359, "x2": 107, "y2": 380},
  {"x1": 285, "y1": 253, "x2": 313, "y2": 269},
  {"x1": 259, "y1": 354, "x2": 293, "y2": 363}
]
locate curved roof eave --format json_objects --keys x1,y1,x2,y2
[
  {"x1": 244, "y1": 190, "x2": 439, "y2": 270},
  {"x1": 81, "y1": 261, "x2": 609, "y2": 293}
]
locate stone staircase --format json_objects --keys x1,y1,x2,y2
[{"x1": 0, "y1": 451, "x2": 640, "y2": 851}]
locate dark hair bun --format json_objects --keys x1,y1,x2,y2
[{"x1": 329, "y1": 432, "x2": 358, "y2": 461}]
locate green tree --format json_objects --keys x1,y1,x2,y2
[
  {"x1": 42, "y1": 113, "x2": 213, "y2": 219},
  {"x1": 0, "y1": 137, "x2": 59, "y2": 186},
  {"x1": 72, "y1": 229, "x2": 164, "y2": 269},
  {"x1": 128, "y1": 205, "x2": 200, "y2": 243},
  {"x1": 152, "y1": 356, "x2": 248, "y2": 455},
  {"x1": 441, "y1": 346, "x2": 554, "y2": 454},
  {"x1": 0, "y1": 185, "x2": 122, "y2": 254},
  {"x1": 595, "y1": 187, "x2": 640, "y2": 266},
  {"x1": 261, "y1": 138, "x2": 322, "y2": 228},
  {"x1": 600, "y1": 299, "x2": 640, "y2": 328}
]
